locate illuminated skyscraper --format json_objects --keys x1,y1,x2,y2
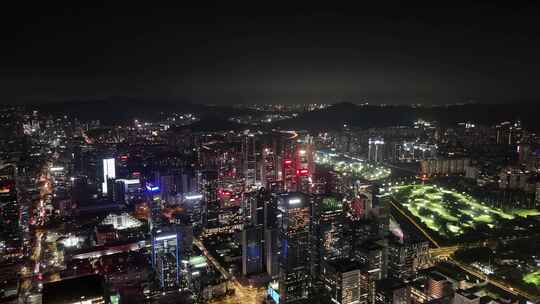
[
  {"x1": 242, "y1": 132, "x2": 258, "y2": 187},
  {"x1": 387, "y1": 238, "x2": 429, "y2": 281},
  {"x1": 375, "y1": 278, "x2": 410, "y2": 304},
  {"x1": 241, "y1": 189, "x2": 270, "y2": 276},
  {"x1": 146, "y1": 183, "x2": 162, "y2": 232},
  {"x1": 198, "y1": 170, "x2": 218, "y2": 229},
  {"x1": 101, "y1": 158, "x2": 116, "y2": 194},
  {"x1": 261, "y1": 145, "x2": 279, "y2": 190},
  {"x1": 152, "y1": 226, "x2": 183, "y2": 290},
  {"x1": 198, "y1": 170, "x2": 218, "y2": 203},
  {"x1": 241, "y1": 225, "x2": 264, "y2": 276},
  {"x1": 426, "y1": 271, "x2": 450, "y2": 300},
  {"x1": 0, "y1": 180, "x2": 21, "y2": 258},
  {"x1": 368, "y1": 138, "x2": 384, "y2": 163},
  {"x1": 294, "y1": 143, "x2": 314, "y2": 193},
  {"x1": 277, "y1": 192, "x2": 312, "y2": 303},
  {"x1": 358, "y1": 240, "x2": 386, "y2": 280},
  {"x1": 264, "y1": 194, "x2": 280, "y2": 278},
  {"x1": 321, "y1": 259, "x2": 374, "y2": 304},
  {"x1": 311, "y1": 194, "x2": 345, "y2": 282}
]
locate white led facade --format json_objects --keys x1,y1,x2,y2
[
  {"x1": 102, "y1": 158, "x2": 116, "y2": 194},
  {"x1": 288, "y1": 198, "x2": 301, "y2": 205}
]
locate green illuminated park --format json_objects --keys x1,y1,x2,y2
[
  {"x1": 387, "y1": 184, "x2": 540, "y2": 238},
  {"x1": 315, "y1": 151, "x2": 391, "y2": 181},
  {"x1": 523, "y1": 270, "x2": 540, "y2": 286}
]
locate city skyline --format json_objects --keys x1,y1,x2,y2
[{"x1": 3, "y1": 4, "x2": 540, "y2": 304}]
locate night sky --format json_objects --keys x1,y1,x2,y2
[{"x1": 2, "y1": 3, "x2": 540, "y2": 105}]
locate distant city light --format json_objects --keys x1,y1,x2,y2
[
  {"x1": 155, "y1": 234, "x2": 177, "y2": 242},
  {"x1": 60, "y1": 235, "x2": 81, "y2": 248},
  {"x1": 289, "y1": 198, "x2": 301, "y2": 205},
  {"x1": 116, "y1": 178, "x2": 140, "y2": 185},
  {"x1": 184, "y1": 194, "x2": 203, "y2": 200},
  {"x1": 146, "y1": 185, "x2": 160, "y2": 192}
]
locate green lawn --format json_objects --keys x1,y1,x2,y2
[
  {"x1": 315, "y1": 152, "x2": 391, "y2": 181},
  {"x1": 523, "y1": 270, "x2": 540, "y2": 286},
  {"x1": 387, "y1": 184, "x2": 539, "y2": 238}
]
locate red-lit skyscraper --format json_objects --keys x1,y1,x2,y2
[{"x1": 282, "y1": 139, "x2": 315, "y2": 193}]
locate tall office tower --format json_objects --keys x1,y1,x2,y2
[
  {"x1": 171, "y1": 214, "x2": 194, "y2": 290},
  {"x1": 277, "y1": 193, "x2": 312, "y2": 303},
  {"x1": 495, "y1": 120, "x2": 522, "y2": 146},
  {"x1": 353, "y1": 183, "x2": 373, "y2": 214},
  {"x1": 242, "y1": 133, "x2": 258, "y2": 187},
  {"x1": 241, "y1": 190, "x2": 268, "y2": 276},
  {"x1": 101, "y1": 157, "x2": 116, "y2": 194},
  {"x1": 368, "y1": 138, "x2": 385, "y2": 163},
  {"x1": 346, "y1": 217, "x2": 378, "y2": 261},
  {"x1": 375, "y1": 278, "x2": 410, "y2": 304},
  {"x1": 183, "y1": 193, "x2": 204, "y2": 235},
  {"x1": 453, "y1": 289, "x2": 481, "y2": 304},
  {"x1": 242, "y1": 191, "x2": 255, "y2": 225},
  {"x1": 321, "y1": 259, "x2": 374, "y2": 304},
  {"x1": 265, "y1": 227, "x2": 280, "y2": 278},
  {"x1": 0, "y1": 180, "x2": 21, "y2": 259},
  {"x1": 264, "y1": 195, "x2": 280, "y2": 278},
  {"x1": 71, "y1": 175, "x2": 90, "y2": 204},
  {"x1": 387, "y1": 238, "x2": 412, "y2": 281},
  {"x1": 151, "y1": 224, "x2": 191, "y2": 290},
  {"x1": 280, "y1": 133, "x2": 298, "y2": 192},
  {"x1": 177, "y1": 167, "x2": 197, "y2": 195},
  {"x1": 358, "y1": 240, "x2": 386, "y2": 280},
  {"x1": 243, "y1": 189, "x2": 268, "y2": 226},
  {"x1": 241, "y1": 225, "x2": 264, "y2": 276},
  {"x1": 311, "y1": 195, "x2": 345, "y2": 283},
  {"x1": 395, "y1": 141, "x2": 438, "y2": 162},
  {"x1": 159, "y1": 174, "x2": 175, "y2": 202},
  {"x1": 282, "y1": 156, "x2": 296, "y2": 192},
  {"x1": 349, "y1": 194, "x2": 371, "y2": 220},
  {"x1": 112, "y1": 179, "x2": 126, "y2": 203},
  {"x1": 116, "y1": 154, "x2": 130, "y2": 177},
  {"x1": 170, "y1": 214, "x2": 194, "y2": 257},
  {"x1": 261, "y1": 145, "x2": 279, "y2": 189},
  {"x1": 146, "y1": 184, "x2": 162, "y2": 233},
  {"x1": 294, "y1": 143, "x2": 315, "y2": 193},
  {"x1": 198, "y1": 170, "x2": 218, "y2": 204},
  {"x1": 387, "y1": 237, "x2": 431, "y2": 282},
  {"x1": 426, "y1": 271, "x2": 450, "y2": 300}
]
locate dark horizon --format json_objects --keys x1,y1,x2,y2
[{"x1": 2, "y1": 3, "x2": 540, "y2": 105}]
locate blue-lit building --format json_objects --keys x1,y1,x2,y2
[
  {"x1": 151, "y1": 225, "x2": 186, "y2": 290},
  {"x1": 241, "y1": 225, "x2": 264, "y2": 276},
  {"x1": 146, "y1": 183, "x2": 162, "y2": 232},
  {"x1": 241, "y1": 190, "x2": 269, "y2": 276}
]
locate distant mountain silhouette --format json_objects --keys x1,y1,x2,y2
[
  {"x1": 33, "y1": 97, "x2": 258, "y2": 124},
  {"x1": 178, "y1": 117, "x2": 248, "y2": 133},
  {"x1": 273, "y1": 102, "x2": 540, "y2": 131},
  {"x1": 26, "y1": 98, "x2": 540, "y2": 131}
]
